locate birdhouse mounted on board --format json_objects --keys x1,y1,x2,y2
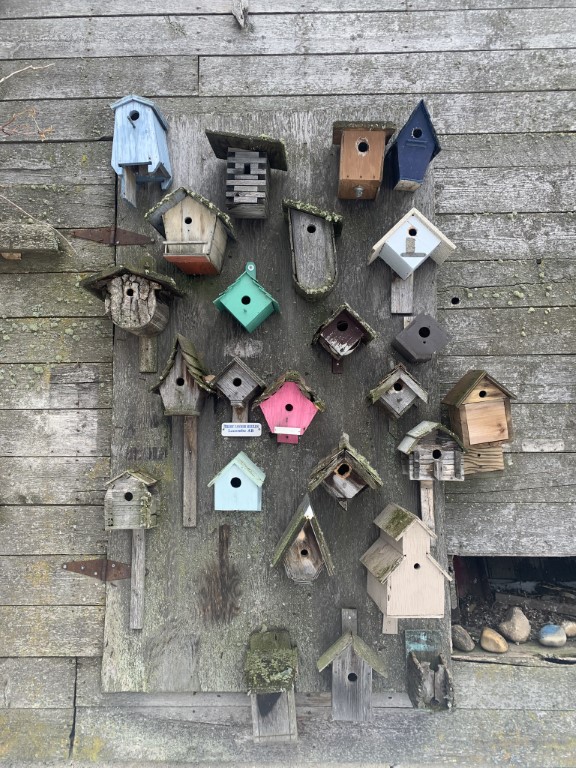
[
  {"x1": 392, "y1": 313, "x2": 450, "y2": 363},
  {"x1": 212, "y1": 356, "x2": 265, "y2": 423},
  {"x1": 398, "y1": 421, "x2": 465, "y2": 483},
  {"x1": 213, "y1": 262, "x2": 279, "y2": 333},
  {"x1": 104, "y1": 470, "x2": 159, "y2": 531},
  {"x1": 332, "y1": 120, "x2": 395, "y2": 200},
  {"x1": 368, "y1": 364, "x2": 428, "y2": 420},
  {"x1": 312, "y1": 302, "x2": 377, "y2": 373},
  {"x1": 150, "y1": 334, "x2": 213, "y2": 417},
  {"x1": 208, "y1": 451, "x2": 265, "y2": 512},
  {"x1": 205, "y1": 130, "x2": 288, "y2": 219},
  {"x1": 308, "y1": 433, "x2": 383, "y2": 510},
  {"x1": 253, "y1": 371, "x2": 324, "y2": 444},
  {"x1": 145, "y1": 187, "x2": 236, "y2": 276},
  {"x1": 0, "y1": 219, "x2": 60, "y2": 261},
  {"x1": 110, "y1": 94, "x2": 172, "y2": 207},
  {"x1": 388, "y1": 100, "x2": 441, "y2": 192}
]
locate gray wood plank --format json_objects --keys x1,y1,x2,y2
[
  {"x1": 0, "y1": 658, "x2": 76, "y2": 708},
  {"x1": 0, "y1": 506, "x2": 107, "y2": 555},
  {"x1": 1, "y1": 457, "x2": 109, "y2": 505},
  {"x1": 0, "y1": 142, "x2": 111, "y2": 185},
  {"x1": 0, "y1": 606, "x2": 104, "y2": 656},
  {"x1": 0, "y1": 709, "x2": 73, "y2": 760},
  {"x1": 0, "y1": 184, "x2": 114, "y2": 229},
  {"x1": 0, "y1": 236, "x2": 113, "y2": 274},
  {"x1": 0, "y1": 317, "x2": 112, "y2": 363},
  {"x1": 0, "y1": 409, "x2": 111, "y2": 457},
  {"x1": 0, "y1": 555, "x2": 105, "y2": 605},
  {"x1": 0, "y1": 363, "x2": 112, "y2": 410},
  {"x1": 506, "y1": 403, "x2": 576, "y2": 453},
  {"x1": 0, "y1": 273, "x2": 105, "y2": 318},
  {"x1": 437, "y1": 132, "x2": 576, "y2": 169}
]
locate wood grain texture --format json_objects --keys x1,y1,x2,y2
[
  {"x1": 0, "y1": 317, "x2": 112, "y2": 363},
  {"x1": 0, "y1": 555, "x2": 105, "y2": 605},
  {"x1": 0, "y1": 409, "x2": 111, "y2": 456},
  {"x1": 0, "y1": 658, "x2": 76, "y2": 708},
  {"x1": 0, "y1": 606, "x2": 104, "y2": 656},
  {"x1": 0, "y1": 184, "x2": 114, "y2": 229},
  {"x1": 0, "y1": 709, "x2": 73, "y2": 761},
  {"x1": 1, "y1": 456, "x2": 109, "y2": 505},
  {"x1": 0, "y1": 506, "x2": 107, "y2": 555},
  {"x1": 0, "y1": 142, "x2": 111, "y2": 185},
  {"x1": 0, "y1": 272, "x2": 105, "y2": 317},
  {"x1": 0, "y1": 363, "x2": 112, "y2": 410},
  {"x1": 437, "y1": 132, "x2": 576, "y2": 170},
  {"x1": 0, "y1": 236, "x2": 113, "y2": 274}
]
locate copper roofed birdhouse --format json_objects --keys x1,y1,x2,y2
[
  {"x1": 392, "y1": 313, "x2": 450, "y2": 363},
  {"x1": 312, "y1": 303, "x2": 377, "y2": 373},
  {"x1": 212, "y1": 356, "x2": 265, "y2": 423},
  {"x1": 213, "y1": 262, "x2": 280, "y2": 333},
  {"x1": 332, "y1": 120, "x2": 395, "y2": 200},
  {"x1": 388, "y1": 100, "x2": 441, "y2": 192},
  {"x1": 368, "y1": 364, "x2": 428, "y2": 420},
  {"x1": 104, "y1": 470, "x2": 159, "y2": 531},
  {"x1": 253, "y1": 371, "x2": 325, "y2": 444},
  {"x1": 150, "y1": 334, "x2": 213, "y2": 416}
]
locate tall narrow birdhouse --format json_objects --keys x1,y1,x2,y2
[
  {"x1": 308, "y1": 433, "x2": 382, "y2": 510},
  {"x1": 398, "y1": 421, "x2": 464, "y2": 483},
  {"x1": 212, "y1": 356, "x2": 265, "y2": 423},
  {"x1": 332, "y1": 121, "x2": 395, "y2": 200},
  {"x1": 208, "y1": 451, "x2": 265, "y2": 512},
  {"x1": 312, "y1": 303, "x2": 377, "y2": 372},
  {"x1": 254, "y1": 371, "x2": 324, "y2": 444},
  {"x1": 104, "y1": 470, "x2": 159, "y2": 530},
  {"x1": 360, "y1": 503, "x2": 451, "y2": 634},
  {"x1": 368, "y1": 364, "x2": 428, "y2": 420},
  {"x1": 271, "y1": 495, "x2": 334, "y2": 583},
  {"x1": 213, "y1": 262, "x2": 280, "y2": 333},
  {"x1": 392, "y1": 313, "x2": 450, "y2": 363},
  {"x1": 205, "y1": 130, "x2": 288, "y2": 219},
  {"x1": 0, "y1": 218, "x2": 60, "y2": 260},
  {"x1": 150, "y1": 334, "x2": 213, "y2": 416},
  {"x1": 110, "y1": 95, "x2": 172, "y2": 207},
  {"x1": 282, "y1": 199, "x2": 342, "y2": 300},
  {"x1": 388, "y1": 100, "x2": 441, "y2": 192},
  {"x1": 145, "y1": 188, "x2": 236, "y2": 276}
]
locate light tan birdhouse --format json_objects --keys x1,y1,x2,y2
[{"x1": 332, "y1": 121, "x2": 395, "y2": 200}]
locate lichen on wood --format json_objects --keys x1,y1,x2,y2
[{"x1": 245, "y1": 629, "x2": 298, "y2": 694}]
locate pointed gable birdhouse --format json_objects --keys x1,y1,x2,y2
[
  {"x1": 212, "y1": 356, "x2": 265, "y2": 423},
  {"x1": 312, "y1": 303, "x2": 377, "y2": 373},
  {"x1": 213, "y1": 262, "x2": 279, "y2": 333},
  {"x1": 104, "y1": 470, "x2": 158, "y2": 531},
  {"x1": 205, "y1": 130, "x2": 288, "y2": 219},
  {"x1": 308, "y1": 433, "x2": 382, "y2": 510},
  {"x1": 271, "y1": 495, "x2": 334, "y2": 584},
  {"x1": 360, "y1": 503, "x2": 451, "y2": 634},
  {"x1": 208, "y1": 451, "x2": 265, "y2": 512},
  {"x1": 332, "y1": 120, "x2": 395, "y2": 200},
  {"x1": 110, "y1": 95, "x2": 172, "y2": 207},
  {"x1": 151, "y1": 334, "x2": 213, "y2": 416},
  {"x1": 368, "y1": 364, "x2": 428, "y2": 420},
  {"x1": 392, "y1": 313, "x2": 450, "y2": 363},
  {"x1": 254, "y1": 371, "x2": 324, "y2": 444},
  {"x1": 145, "y1": 187, "x2": 236, "y2": 276},
  {"x1": 398, "y1": 421, "x2": 464, "y2": 483},
  {"x1": 388, "y1": 100, "x2": 441, "y2": 192}
]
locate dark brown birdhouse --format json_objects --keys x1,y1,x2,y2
[
  {"x1": 368, "y1": 364, "x2": 428, "y2": 419},
  {"x1": 212, "y1": 356, "x2": 265, "y2": 423},
  {"x1": 332, "y1": 121, "x2": 395, "y2": 200},
  {"x1": 392, "y1": 313, "x2": 449, "y2": 363},
  {"x1": 313, "y1": 303, "x2": 377, "y2": 372},
  {"x1": 150, "y1": 334, "x2": 213, "y2": 416},
  {"x1": 104, "y1": 470, "x2": 159, "y2": 531}
]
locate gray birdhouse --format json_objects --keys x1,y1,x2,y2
[
  {"x1": 313, "y1": 303, "x2": 377, "y2": 373},
  {"x1": 332, "y1": 120, "x2": 395, "y2": 200},
  {"x1": 398, "y1": 421, "x2": 465, "y2": 483},
  {"x1": 212, "y1": 356, "x2": 265, "y2": 423},
  {"x1": 104, "y1": 470, "x2": 159, "y2": 530},
  {"x1": 150, "y1": 334, "x2": 213, "y2": 416},
  {"x1": 392, "y1": 313, "x2": 450, "y2": 363},
  {"x1": 368, "y1": 364, "x2": 428, "y2": 419}
]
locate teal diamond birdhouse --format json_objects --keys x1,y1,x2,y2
[{"x1": 213, "y1": 262, "x2": 279, "y2": 333}]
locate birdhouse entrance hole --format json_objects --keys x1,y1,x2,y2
[
  {"x1": 230, "y1": 477, "x2": 242, "y2": 488},
  {"x1": 418, "y1": 327, "x2": 431, "y2": 338},
  {"x1": 285, "y1": 403, "x2": 294, "y2": 411},
  {"x1": 451, "y1": 297, "x2": 460, "y2": 305},
  {"x1": 301, "y1": 549, "x2": 308, "y2": 556},
  {"x1": 124, "y1": 492, "x2": 133, "y2": 501},
  {"x1": 176, "y1": 377, "x2": 185, "y2": 386},
  {"x1": 412, "y1": 128, "x2": 423, "y2": 138},
  {"x1": 414, "y1": 563, "x2": 421, "y2": 569},
  {"x1": 393, "y1": 382, "x2": 403, "y2": 391},
  {"x1": 129, "y1": 110, "x2": 140, "y2": 121},
  {"x1": 233, "y1": 377, "x2": 242, "y2": 387},
  {"x1": 347, "y1": 672, "x2": 358, "y2": 682},
  {"x1": 307, "y1": 224, "x2": 316, "y2": 233},
  {"x1": 408, "y1": 227, "x2": 418, "y2": 237},
  {"x1": 356, "y1": 138, "x2": 369, "y2": 154},
  {"x1": 479, "y1": 390, "x2": 487, "y2": 398},
  {"x1": 337, "y1": 320, "x2": 349, "y2": 332},
  {"x1": 184, "y1": 216, "x2": 192, "y2": 224},
  {"x1": 432, "y1": 449, "x2": 442, "y2": 459},
  {"x1": 241, "y1": 296, "x2": 251, "y2": 305},
  {"x1": 337, "y1": 463, "x2": 351, "y2": 477},
  {"x1": 126, "y1": 288, "x2": 134, "y2": 296}
]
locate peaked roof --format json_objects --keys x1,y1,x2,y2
[
  {"x1": 211, "y1": 356, "x2": 266, "y2": 392},
  {"x1": 312, "y1": 302, "x2": 377, "y2": 344},
  {"x1": 332, "y1": 120, "x2": 396, "y2": 145},
  {"x1": 368, "y1": 207, "x2": 455, "y2": 265},
  {"x1": 308, "y1": 433, "x2": 382, "y2": 492},
  {"x1": 397, "y1": 421, "x2": 464, "y2": 455},
  {"x1": 144, "y1": 187, "x2": 236, "y2": 240},
  {"x1": 390, "y1": 99, "x2": 440, "y2": 158},
  {"x1": 317, "y1": 631, "x2": 387, "y2": 677},
  {"x1": 205, "y1": 129, "x2": 288, "y2": 171},
  {"x1": 106, "y1": 469, "x2": 157, "y2": 488},
  {"x1": 270, "y1": 495, "x2": 334, "y2": 575},
  {"x1": 253, "y1": 371, "x2": 325, "y2": 412},
  {"x1": 282, "y1": 199, "x2": 344, "y2": 237},
  {"x1": 150, "y1": 334, "x2": 213, "y2": 394},
  {"x1": 368, "y1": 363, "x2": 428, "y2": 404},
  {"x1": 208, "y1": 451, "x2": 265, "y2": 488},
  {"x1": 80, "y1": 265, "x2": 185, "y2": 301},
  {"x1": 214, "y1": 262, "x2": 280, "y2": 312},
  {"x1": 373, "y1": 502, "x2": 436, "y2": 542},
  {"x1": 442, "y1": 370, "x2": 516, "y2": 407},
  {"x1": 110, "y1": 94, "x2": 169, "y2": 131}
]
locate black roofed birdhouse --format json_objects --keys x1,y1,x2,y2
[
  {"x1": 332, "y1": 120, "x2": 395, "y2": 200},
  {"x1": 398, "y1": 421, "x2": 464, "y2": 483},
  {"x1": 313, "y1": 303, "x2": 377, "y2": 373},
  {"x1": 392, "y1": 313, "x2": 449, "y2": 363},
  {"x1": 253, "y1": 371, "x2": 325, "y2": 444},
  {"x1": 150, "y1": 334, "x2": 213, "y2": 416},
  {"x1": 205, "y1": 130, "x2": 288, "y2": 219},
  {"x1": 368, "y1": 364, "x2": 428, "y2": 420},
  {"x1": 388, "y1": 100, "x2": 441, "y2": 192},
  {"x1": 212, "y1": 356, "x2": 265, "y2": 423},
  {"x1": 213, "y1": 262, "x2": 280, "y2": 333},
  {"x1": 104, "y1": 470, "x2": 159, "y2": 531},
  {"x1": 144, "y1": 187, "x2": 236, "y2": 276},
  {"x1": 308, "y1": 433, "x2": 383, "y2": 510}
]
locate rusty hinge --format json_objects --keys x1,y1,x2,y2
[
  {"x1": 62, "y1": 558, "x2": 131, "y2": 581},
  {"x1": 70, "y1": 227, "x2": 154, "y2": 246}
]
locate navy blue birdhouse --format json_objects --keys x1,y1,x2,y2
[
  {"x1": 111, "y1": 95, "x2": 172, "y2": 207},
  {"x1": 388, "y1": 100, "x2": 441, "y2": 192}
]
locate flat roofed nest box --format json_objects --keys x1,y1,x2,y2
[
  {"x1": 245, "y1": 629, "x2": 298, "y2": 695},
  {"x1": 368, "y1": 364, "x2": 428, "y2": 419},
  {"x1": 0, "y1": 218, "x2": 60, "y2": 260},
  {"x1": 150, "y1": 334, "x2": 213, "y2": 416},
  {"x1": 392, "y1": 313, "x2": 450, "y2": 363},
  {"x1": 398, "y1": 421, "x2": 465, "y2": 482},
  {"x1": 104, "y1": 470, "x2": 158, "y2": 531},
  {"x1": 313, "y1": 303, "x2": 377, "y2": 365},
  {"x1": 208, "y1": 451, "x2": 265, "y2": 512},
  {"x1": 213, "y1": 262, "x2": 280, "y2": 333},
  {"x1": 253, "y1": 371, "x2": 324, "y2": 444},
  {"x1": 332, "y1": 120, "x2": 395, "y2": 200},
  {"x1": 388, "y1": 99, "x2": 441, "y2": 192}
]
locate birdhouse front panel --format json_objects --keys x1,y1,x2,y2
[
  {"x1": 330, "y1": 645, "x2": 371, "y2": 723},
  {"x1": 259, "y1": 382, "x2": 319, "y2": 443},
  {"x1": 392, "y1": 313, "x2": 449, "y2": 363},
  {"x1": 337, "y1": 129, "x2": 386, "y2": 200},
  {"x1": 214, "y1": 266, "x2": 279, "y2": 334},
  {"x1": 378, "y1": 215, "x2": 440, "y2": 280},
  {"x1": 283, "y1": 522, "x2": 325, "y2": 583},
  {"x1": 409, "y1": 438, "x2": 465, "y2": 482},
  {"x1": 461, "y1": 400, "x2": 510, "y2": 446},
  {"x1": 215, "y1": 363, "x2": 262, "y2": 406},
  {"x1": 318, "y1": 312, "x2": 367, "y2": 360},
  {"x1": 158, "y1": 350, "x2": 207, "y2": 416},
  {"x1": 105, "y1": 274, "x2": 169, "y2": 337},
  {"x1": 379, "y1": 380, "x2": 420, "y2": 418},
  {"x1": 104, "y1": 476, "x2": 158, "y2": 531},
  {"x1": 226, "y1": 148, "x2": 269, "y2": 219},
  {"x1": 387, "y1": 526, "x2": 445, "y2": 618},
  {"x1": 323, "y1": 464, "x2": 368, "y2": 506},
  {"x1": 212, "y1": 464, "x2": 262, "y2": 512},
  {"x1": 162, "y1": 196, "x2": 227, "y2": 276},
  {"x1": 390, "y1": 101, "x2": 440, "y2": 192}
]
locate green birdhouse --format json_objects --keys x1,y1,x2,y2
[{"x1": 213, "y1": 262, "x2": 280, "y2": 333}]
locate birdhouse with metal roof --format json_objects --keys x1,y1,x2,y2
[
  {"x1": 145, "y1": 187, "x2": 236, "y2": 276},
  {"x1": 205, "y1": 130, "x2": 288, "y2": 219},
  {"x1": 312, "y1": 303, "x2": 377, "y2": 373},
  {"x1": 254, "y1": 371, "x2": 324, "y2": 444},
  {"x1": 208, "y1": 451, "x2": 265, "y2": 512},
  {"x1": 392, "y1": 313, "x2": 450, "y2": 363},
  {"x1": 308, "y1": 433, "x2": 382, "y2": 510},
  {"x1": 388, "y1": 100, "x2": 441, "y2": 192},
  {"x1": 150, "y1": 334, "x2": 213, "y2": 416},
  {"x1": 110, "y1": 94, "x2": 172, "y2": 207},
  {"x1": 332, "y1": 121, "x2": 395, "y2": 200},
  {"x1": 213, "y1": 262, "x2": 279, "y2": 333},
  {"x1": 104, "y1": 470, "x2": 159, "y2": 531},
  {"x1": 368, "y1": 364, "x2": 428, "y2": 420},
  {"x1": 212, "y1": 356, "x2": 265, "y2": 423},
  {"x1": 398, "y1": 421, "x2": 464, "y2": 483}
]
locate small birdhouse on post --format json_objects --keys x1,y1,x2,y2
[
  {"x1": 208, "y1": 451, "x2": 265, "y2": 512},
  {"x1": 308, "y1": 433, "x2": 382, "y2": 510},
  {"x1": 388, "y1": 100, "x2": 441, "y2": 192},
  {"x1": 213, "y1": 262, "x2": 280, "y2": 333},
  {"x1": 317, "y1": 608, "x2": 387, "y2": 722},
  {"x1": 0, "y1": 218, "x2": 60, "y2": 261},
  {"x1": 205, "y1": 130, "x2": 288, "y2": 219},
  {"x1": 282, "y1": 199, "x2": 342, "y2": 300},
  {"x1": 110, "y1": 94, "x2": 172, "y2": 207},
  {"x1": 332, "y1": 120, "x2": 395, "y2": 200},
  {"x1": 312, "y1": 302, "x2": 377, "y2": 373},
  {"x1": 253, "y1": 371, "x2": 324, "y2": 444},
  {"x1": 392, "y1": 313, "x2": 450, "y2": 364},
  {"x1": 211, "y1": 356, "x2": 265, "y2": 423},
  {"x1": 368, "y1": 364, "x2": 428, "y2": 420},
  {"x1": 271, "y1": 495, "x2": 334, "y2": 584},
  {"x1": 144, "y1": 187, "x2": 236, "y2": 276}
]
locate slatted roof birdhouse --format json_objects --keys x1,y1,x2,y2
[
  {"x1": 205, "y1": 130, "x2": 288, "y2": 219},
  {"x1": 212, "y1": 356, "x2": 265, "y2": 423},
  {"x1": 145, "y1": 187, "x2": 236, "y2": 276},
  {"x1": 110, "y1": 94, "x2": 172, "y2": 207},
  {"x1": 150, "y1": 334, "x2": 213, "y2": 417},
  {"x1": 208, "y1": 451, "x2": 265, "y2": 512},
  {"x1": 332, "y1": 121, "x2": 395, "y2": 200},
  {"x1": 312, "y1": 303, "x2": 377, "y2": 373},
  {"x1": 368, "y1": 364, "x2": 428, "y2": 420},
  {"x1": 213, "y1": 262, "x2": 279, "y2": 333},
  {"x1": 308, "y1": 433, "x2": 382, "y2": 510},
  {"x1": 398, "y1": 421, "x2": 465, "y2": 483},
  {"x1": 253, "y1": 371, "x2": 324, "y2": 444},
  {"x1": 104, "y1": 470, "x2": 159, "y2": 531},
  {"x1": 271, "y1": 495, "x2": 334, "y2": 584},
  {"x1": 360, "y1": 503, "x2": 451, "y2": 634},
  {"x1": 392, "y1": 313, "x2": 450, "y2": 363},
  {"x1": 388, "y1": 100, "x2": 441, "y2": 192}
]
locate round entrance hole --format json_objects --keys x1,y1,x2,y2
[
  {"x1": 412, "y1": 127, "x2": 423, "y2": 138},
  {"x1": 451, "y1": 297, "x2": 460, "y2": 305},
  {"x1": 285, "y1": 403, "x2": 294, "y2": 412},
  {"x1": 300, "y1": 549, "x2": 309, "y2": 557},
  {"x1": 184, "y1": 216, "x2": 192, "y2": 225},
  {"x1": 307, "y1": 224, "x2": 316, "y2": 234},
  {"x1": 241, "y1": 295, "x2": 251, "y2": 305},
  {"x1": 129, "y1": 110, "x2": 140, "y2": 121},
  {"x1": 124, "y1": 492, "x2": 133, "y2": 501},
  {"x1": 479, "y1": 390, "x2": 487, "y2": 398},
  {"x1": 126, "y1": 288, "x2": 134, "y2": 296},
  {"x1": 232, "y1": 377, "x2": 242, "y2": 387},
  {"x1": 336, "y1": 320, "x2": 349, "y2": 332},
  {"x1": 414, "y1": 563, "x2": 421, "y2": 569},
  {"x1": 357, "y1": 139, "x2": 369, "y2": 154},
  {"x1": 432, "y1": 449, "x2": 442, "y2": 459},
  {"x1": 348, "y1": 672, "x2": 358, "y2": 682},
  {"x1": 393, "y1": 381, "x2": 403, "y2": 392},
  {"x1": 230, "y1": 477, "x2": 242, "y2": 488},
  {"x1": 408, "y1": 227, "x2": 418, "y2": 237},
  {"x1": 337, "y1": 463, "x2": 350, "y2": 476},
  {"x1": 418, "y1": 327, "x2": 431, "y2": 338},
  {"x1": 176, "y1": 377, "x2": 185, "y2": 386}
]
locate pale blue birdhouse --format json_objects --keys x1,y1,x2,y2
[
  {"x1": 110, "y1": 94, "x2": 172, "y2": 207},
  {"x1": 208, "y1": 451, "x2": 265, "y2": 512}
]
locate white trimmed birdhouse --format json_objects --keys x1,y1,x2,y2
[
  {"x1": 332, "y1": 120, "x2": 395, "y2": 200},
  {"x1": 212, "y1": 356, "x2": 265, "y2": 423},
  {"x1": 312, "y1": 303, "x2": 377, "y2": 373},
  {"x1": 150, "y1": 334, "x2": 213, "y2": 417},
  {"x1": 253, "y1": 371, "x2": 325, "y2": 444},
  {"x1": 104, "y1": 470, "x2": 158, "y2": 531},
  {"x1": 208, "y1": 451, "x2": 265, "y2": 512},
  {"x1": 368, "y1": 364, "x2": 428, "y2": 420}
]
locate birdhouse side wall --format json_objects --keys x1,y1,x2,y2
[
  {"x1": 213, "y1": 465, "x2": 262, "y2": 512},
  {"x1": 158, "y1": 352, "x2": 206, "y2": 416},
  {"x1": 259, "y1": 382, "x2": 319, "y2": 435},
  {"x1": 366, "y1": 571, "x2": 388, "y2": 614}
]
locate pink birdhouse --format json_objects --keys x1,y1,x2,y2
[{"x1": 253, "y1": 371, "x2": 325, "y2": 444}]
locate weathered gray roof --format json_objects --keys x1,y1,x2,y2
[
  {"x1": 317, "y1": 631, "x2": 387, "y2": 677},
  {"x1": 80, "y1": 265, "x2": 185, "y2": 301},
  {"x1": 397, "y1": 421, "x2": 464, "y2": 455},
  {"x1": 270, "y1": 495, "x2": 334, "y2": 575},
  {"x1": 308, "y1": 433, "x2": 382, "y2": 491},
  {"x1": 150, "y1": 334, "x2": 213, "y2": 394},
  {"x1": 106, "y1": 469, "x2": 158, "y2": 488},
  {"x1": 442, "y1": 369, "x2": 516, "y2": 407},
  {"x1": 144, "y1": 187, "x2": 236, "y2": 240},
  {"x1": 368, "y1": 363, "x2": 428, "y2": 405},
  {"x1": 208, "y1": 451, "x2": 265, "y2": 488},
  {"x1": 312, "y1": 302, "x2": 377, "y2": 344},
  {"x1": 205, "y1": 129, "x2": 288, "y2": 171},
  {"x1": 282, "y1": 199, "x2": 344, "y2": 237}
]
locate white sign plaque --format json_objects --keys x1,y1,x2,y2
[{"x1": 221, "y1": 422, "x2": 262, "y2": 437}]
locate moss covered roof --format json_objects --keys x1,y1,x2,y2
[
  {"x1": 282, "y1": 199, "x2": 344, "y2": 237},
  {"x1": 244, "y1": 629, "x2": 298, "y2": 694},
  {"x1": 308, "y1": 432, "x2": 382, "y2": 492},
  {"x1": 80, "y1": 265, "x2": 185, "y2": 301},
  {"x1": 317, "y1": 631, "x2": 387, "y2": 677},
  {"x1": 397, "y1": 421, "x2": 464, "y2": 455},
  {"x1": 253, "y1": 370, "x2": 325, "y2": 412},
  {"x1": 144, "y1": 187, "x2": 236, "y2": 240},
  {"x1": 150, "y1": 334, "x2": 213, "y2": 394},
  {"x1": 368, "y1": 363, "x2": 428, "y2": 405}
]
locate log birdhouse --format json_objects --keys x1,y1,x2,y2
[
  {"x1": 254, "y1": 371, "x2": 325, "y2": 444},
  {"x1": 110, "y1": 94, "x2": 172, "y2": 207},
  {"x1": 332, "y1": 121, "x2": 395, "y2": 200},
  {"x1": 271, "y1": 495, "x2": 334, "y2": 584},
  {"x1": 213, "y1": 262, "x2": 279, "y2": 333},
  {"x1": 308, "y1": 433, "x2": 383, "y2": 510},
  {"x1": 212, "y1": 356, "x2": 265, "y2": 423},
  {"x1": 392, "y1": 313, "x2": 450, "y2": 363},
  {"x1": 360, "y1": 503, "x2": 451, "y2": 634},
  {"x1": 208, "y1": 451, "x2": 265, "y2": 512},
  {"x1": 368, "y1": 364, "x2": 428, "y2": 420},
  {"x1": 312, "y1": 303, "x2": 377, "y2": 373},
  {"x1": 145, "y1": 187, "x2": 236, "y2": 276},
  {"x1": 0, "y1": 218, "x2": 60, "y2": 261},
  {"x1": 205, "y1": 130, "x2": 288, "y2": 219},
  {"x1": 388, "y1": 100, "x2": 441, "y2": 192},
  {"x1": 282, "y1": 199, "x2": 342, "y2": 300}
]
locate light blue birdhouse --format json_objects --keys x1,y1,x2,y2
[
  {"x1": 208, "y1": 451, "x2": 265, "y2": 512},
  {"x1": 213, "y1": 262, "x2": 280, "y2": 333},
  {"x1": 110, "y1": 94, "x2": 172, "y2": 207}
]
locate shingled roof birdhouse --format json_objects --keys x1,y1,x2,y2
[
  {"x1": 104, "y1": 470, "x2": 159, "y2": 531},
  {"x1": 308, "y1": 433, "x2": 382, "y2": 510},
  {"x1": 208, "y1": 451, "x2": 265, "y2": 512},
  {"x1": 332, "y1": 120, "x2": 395, "y2": 200},
  {"x1": 150, "y1": 334, "x2": 213, "y2": 416},
  {"x1": 253, "y1": 371, "x2": 324, "y2": 444},
  {"x1": 360, "y1": 503, "x2": 451, "y2": 634},
  {"x1": 271, "y1": 495, "x2": 334, "y2": 584},
  {"x1": 368, "y1": 364, "x2": 428, "y2": 420},
  {"x1": 388, "y1": 100, "x2": 441, "y2": 192},
  {"x1": 145, "y1": 187, "x2": 236, "y2": 276},
  {"x1": 312, "y1": 303, "x2": 377, "y2": 372},
  {"x1": 398, "y1": 421, "x2": 464, "y2": 483},
  {"x1": 392, "y1": 313, "x2": 450, "y2": 363},
  {"x1": 213, "y1": 262, "x2": 280, "y2": 333},
  {"x1": 212, "y1": 356, "x2": 265, "y2": 423},
  {"x1": 111, "y1": 94, "x2": 172, "y2": 207},
  {"x1": 205, "y1": 130, "x2": 288, "y2": 219}
]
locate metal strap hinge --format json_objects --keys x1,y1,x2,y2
[
  {"x1": 70, "y1": 227, "x2": 154, "y2": 246},
  {"x1": 62, "y1": 558, "x2": 131, "y2": 581}
]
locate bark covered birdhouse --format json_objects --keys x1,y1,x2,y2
[
  {"x1": 145, "y1": 187, "x2": 236, "y2": 276},
  {"x1": 213, "y1": 262, "x2": 280, "y2": 333},
  {"x1": 150, "y1": 334, "x2": 213, "y2": 416},
  {"x1": 212, "y1": 356, "x2": 265, "y2": 423},
  {"x1": 398, "y1": 421, "x2": 465, "y2": 483},
  {"x1": 332, "y1": 121, "x2": 395, "y2": 200},
  {"x1": 368, "y1": 363, "x2": 428, "y2": 420},
  {"x1": 271, "y1": 495, "x2": 334, "y2": 584},
  {"x1": 392, "y1": 313, "x2": 450, "y2": 363},
  {"x1": 208, "y1": 451, "x2": 265, "y2": 512},
  {"x1": 308, "y1": 433, "x2": 383, "y2": 510},
  {"x1": 205, "y1": 130, "x2": 288, "y2": 219},
  {"x1": 312, "y1": 303, "x2": 377, "y2": 373},
  {"x1": 104, "y1": 470, "x2": 158, "y2": 531},
  {"x1": 110, "y1": 94, "x2": 172, "y2": 207},
  {"x1": 388, "y1": 100, "x2": 441, "y2": 192},
  {"x1": 253, "y1": 371, "x2": 325, "y2": 444}
]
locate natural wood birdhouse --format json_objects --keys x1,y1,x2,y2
[
  {"x1": 150, "y1": 334, "x2": 213, "y2": 417},
  {"x1": 145, "y1": 187, "x2": 236, "y2": 276},
  {"x1": 0, "y1": 218, "x2": 60, "y2": 260},
  {"x1": 392, "y1": 313, "x2": 450, "y2": 363},
  {"x1": 212, "y1": 356, "x2": 265, "y2": 423},
  {"x1": 104, "y1": 470, "x2": 159, "y2": 531},
  {"x1": 308, "y1": 433, "x2": 383, "y2": 510},
  {"x1": 332, "y1": 121, "x2": 395, "y2": 200},
  {"x1": 398, "y1": 421, "x2": 465, "y2": 483},
  {"x1": 254, "y1": 371, "x2": 324, "y2": 444},
  {"x1": 388, "y1": 100, "x2": 441, "y2": 192},
  {"x1": 368, "y1": 364, "x2": 428, "y2": 419},
  {"x1": 208, "y1": 451, "x2": 265, "y2": 512},
  {"x1": 213, "y1": 262, "x2": 280, "y2": 333},
  {"x1": 312, "y1": 303, "x2": 377, "y2": 373}
]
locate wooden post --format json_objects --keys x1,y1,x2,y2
[
  {"x1": 183, "y1": 415, "x2": 198, "y2": 527},
  {"x1": 232, "y1": 404, "x2": 248, "y2": 423},
  {"x1": 390, "y1": 272, "x2": 414, "y2": 314},
  {"x1": 420, "y1": 479, "x2": 435, "y2": 531},
  {"x1": 139, "y1": 336, "x2": 157, "y2": 373},
  {"x1": 130, "y1": 529, "x2": 146, "y2": 630}
]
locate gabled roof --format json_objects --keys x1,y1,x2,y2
[
  {"x1": 368, "y1": 207, "x2": 455, "y2": 266},
  {"x1": 368, "y1": 363, "x2": 428, "y2": 404},
  {"x1": 208, "y1": 451, "x2": 265, "y2": 488},
  {"x1": 373, "y1": 502, "x2": 436, "y2": 543},
  {"x1": 144, "y1": 187, "x2": 236, "y2": 240},
  {"x1": 312, "y1": 302, "x2": 377, "y2": 344},
  {"x1": 106, "y1": 469, "x2": 157, "y2": 488},
  {"x1": 332, "y1": 120, "x2": 396, "y2": 145},
  {"x1": 150, "y1": 334, "x2": 213, "y2": 394},
  {"x1": 397, "y1": 421, "x2": 464, "y2": 455},
  {"x1": 282, "y1": 199, "x2": 344, "y2": 237},
  {"x1": 205, "y1": 129, "x2": 288, "y2": 171},
  {"x1": 442, "y1": 370, "x2": 516, "y2": 407},
  {"x1": 110, "y1": 94, "x2": 169, "y2": 131},
  {"x1": 389, "y1": 99, "x2": 440, "y2": 158},
  {"x1": 317, "y1": 631, "x2": 387, "y2": 677},
  {"x1": 308, "y1": 433, "x2": 382, "y2": 492},
  {"x1": 214, "y1": 262, "x2": 280, "y2": 312},
  {"x1": 270, "y1": 495, "x2": 334, "y2": 575},
  {"x1": 211, "y1": 356, "x2": 266, "y2": 392},
  {"x1": 80, "y1": 265, "x2": 185, "y2": 301},
  {"x1": 253, "y1": 371, "x2": 325, "y2": 412}
]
